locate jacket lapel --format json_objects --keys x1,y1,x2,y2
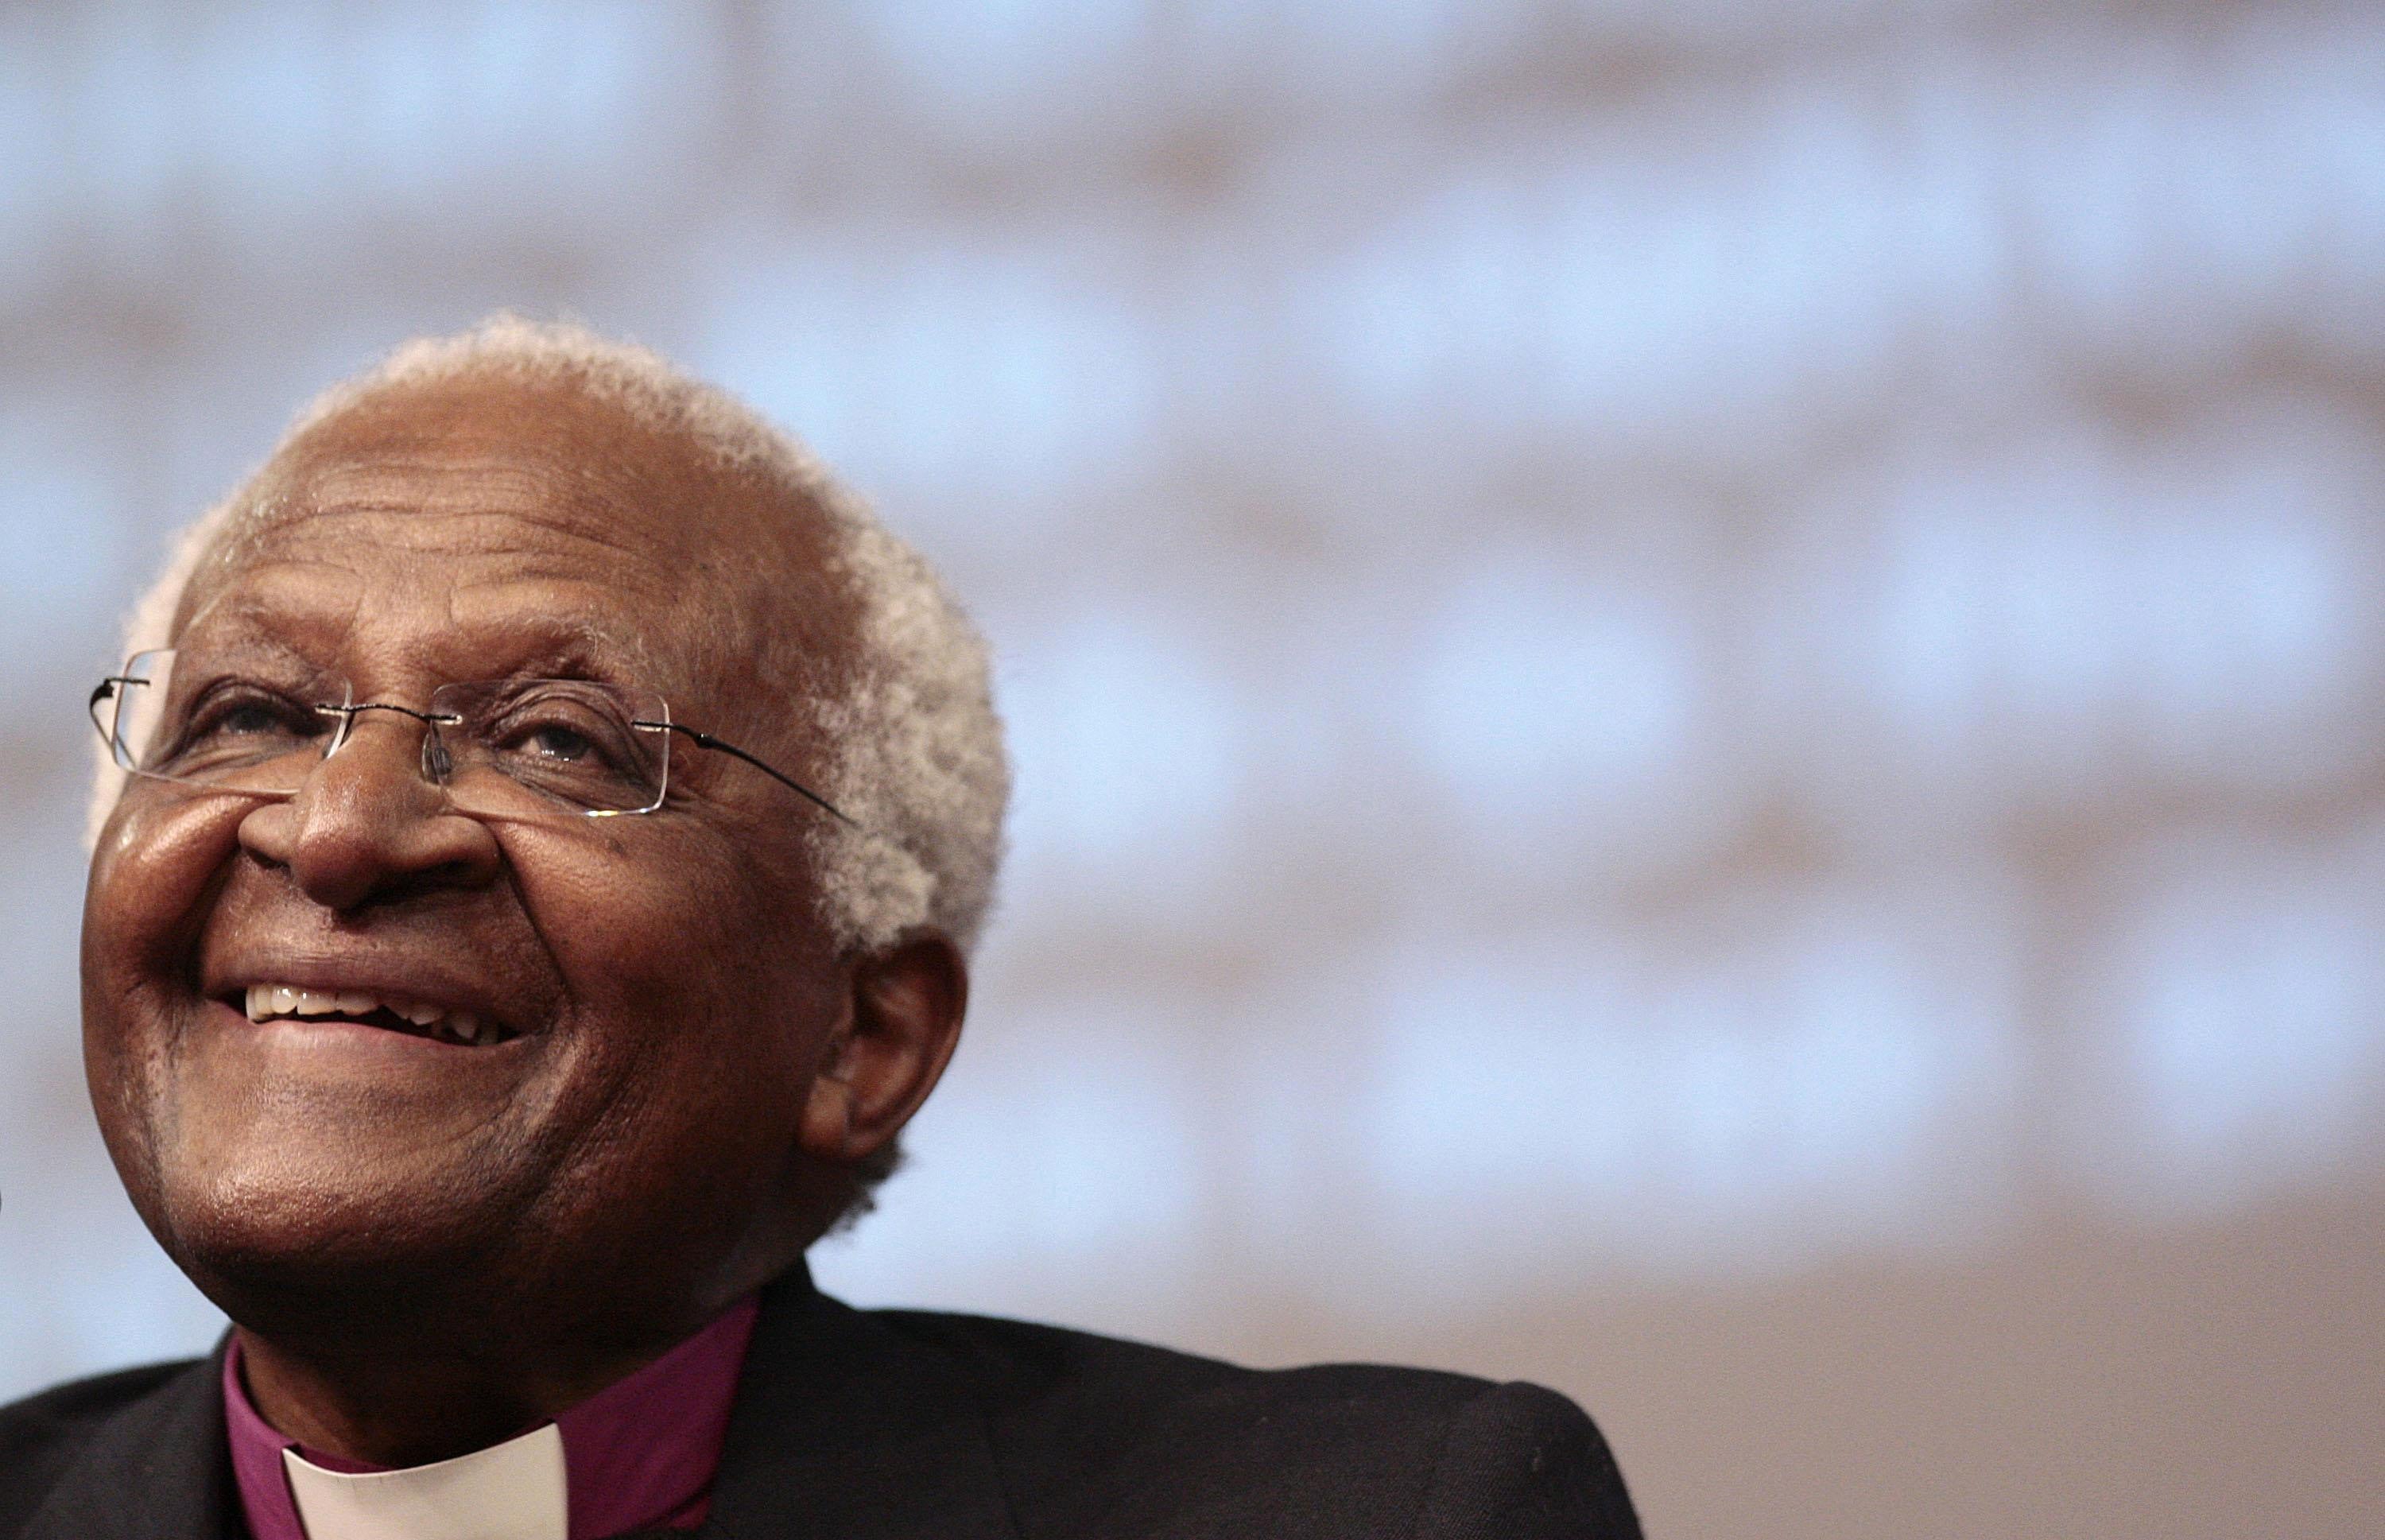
[
  {"x1": 21, "y1": 1341, "x2": 237, "y2": 1540},
  {"x1": 699, "y1": 1267, "x2": 1018, "y2": 1540},
  {"x1": 17, "y1": 1274, "x2": 1018, "y2": 1540}
]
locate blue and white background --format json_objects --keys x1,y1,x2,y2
[{"x1": 3, "y1": 4, "x2": 2382, "y2": 1536}]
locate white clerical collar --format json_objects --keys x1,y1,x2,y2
[{"x1": 281, "y1": 1422, "x2": 568, "y2": 1540}]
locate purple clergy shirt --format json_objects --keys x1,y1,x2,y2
[{"x1": 223, "y1": 1294, "x2": 761, "y2": 1540}]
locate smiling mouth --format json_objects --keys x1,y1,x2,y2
[{"x1": 236, "y1": 984, "x2": 511, "y2": 1047}]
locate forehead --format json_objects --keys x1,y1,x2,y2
[{"x1": 174, "y1": 377, "x2": 833, "y2": 699}]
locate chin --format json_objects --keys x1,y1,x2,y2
[{"x1": 138, "y1": 1138, "x2": 535, "y2": 1348}]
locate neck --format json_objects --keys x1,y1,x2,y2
[
  {"x1": 234, "y1": 1325, "x2": 665, "y2": 1468},
  {"x1": 218, "y1": 1220, "x2": 816, "y2": 1466}
]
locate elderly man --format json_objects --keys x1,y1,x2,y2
[{"x1": 0, "y1": 319, "x2": 1638, "y2": 1539}]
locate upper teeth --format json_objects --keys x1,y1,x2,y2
[{"x1": 243, "y1": 983, "x2": 491, "y2": 1045}]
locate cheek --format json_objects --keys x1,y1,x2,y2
[
  {"x1": 83, "y1": 793, "x2": 246, "y2": 1026},
  {"x1": 502, "y1": 826, "x2": 839, "y2": 1127},
  {"x1": 80, "y1": 794, "x2": 248, "y2": 1181},
  {"x1": 494, "y1": 826, "x2": 846, "y2": 1262}
]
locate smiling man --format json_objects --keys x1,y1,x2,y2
[{"x1": 0, "y1": 318, "x2": 1638, "y2": 1539}]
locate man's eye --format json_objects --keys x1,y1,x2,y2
[
  {"x1": 522, "y1": 724, "x2": 595, "y2": 762},
  {"x1": 188, "y1": 694, "x2": 312, "y2": 739},
  {"x1": 216, "y1": 703, "x2": 293, "y2": 736}
]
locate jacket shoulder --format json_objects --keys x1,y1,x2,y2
[
  {"x1": 862, "y1": 1309, "x2": 1638, "y2": 1538},
  {"x1": 0, "y1": 1360, "x2": 207, "y2": 1532}
]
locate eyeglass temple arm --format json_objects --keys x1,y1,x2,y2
[
  {"x1": 89, "y1": 677, "x2": 137, "y2": 741},
  {"x1": 639, "y1": 721, "x2": 861, "y2": 828}
]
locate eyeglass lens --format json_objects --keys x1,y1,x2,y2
[{"x1": 101, "y1": 650, "x2": 673, "y2": 816}]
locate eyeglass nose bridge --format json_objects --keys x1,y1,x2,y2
[{"x1": 312, "y1": 699, "x2": 467, "y2": 786}]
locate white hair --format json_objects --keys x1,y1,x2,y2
[{"x1": 90, "y1": 315, "x2": 1010, "y2": 957}]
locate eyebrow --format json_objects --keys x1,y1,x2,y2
[
  {"x1": 438, "y1": 603, "x2": 657, "y2": 683},
  {"x1": 164, "y1": 629, "x2": 328, "y2": 678},
  {"x1": 174, "y1": 607, "x2": 651, "y2": 689}
]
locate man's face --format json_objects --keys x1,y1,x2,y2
[{"x1": 81, "y1": 377, "x2": 860, "y2": 1345}]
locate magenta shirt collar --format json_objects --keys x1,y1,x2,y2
[{"x1": 223, "y1": 1294, "x2": 760, "y2": 1540}]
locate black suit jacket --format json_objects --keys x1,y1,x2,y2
[{"x1": 0, "y1": 1266, "x2": 1639, "y2": 1538}]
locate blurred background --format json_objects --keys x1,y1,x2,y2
[{"x1": 3, "y1": 2, "x2": 2383, "y2": 1535}]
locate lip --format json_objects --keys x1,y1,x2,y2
[
  {"x1": 200, "y1": 996, "x2": 526, "y2": 1055},
  {"x1": 199, "y1": 951, "x2": 532, "y2": 1042}
]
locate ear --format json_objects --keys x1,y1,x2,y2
[{"x1": 797, "y1": 930, "x2": 968, "y2": 1164}]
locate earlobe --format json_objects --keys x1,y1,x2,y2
[{"x1": 797, "y1": 1063, "x2": 859, "y2": 1160}]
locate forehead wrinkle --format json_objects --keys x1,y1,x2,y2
[
  {"x1": 189, "y1": 566, "x2": 668, "y2": 682},
  {"x1": 252, "y1": 425, "x2": 706, "y2": 557},
  {"x1": 216, "y1": 487, "x2": 692, "y2": 631},
  {"x1": 297, "y1": 444, "x2": 651, "y2": 515},
  {"x1": 256, "y1": 502, "x2": 681, "y2": 577}
]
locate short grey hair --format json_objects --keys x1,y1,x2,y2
[{"x1": 90, "y1": 315, "x2": 1010, "y2": 960}]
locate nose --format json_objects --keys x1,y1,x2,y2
[{"x1": 237, "y1": 708, "x2": 502, "y2": 911}]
